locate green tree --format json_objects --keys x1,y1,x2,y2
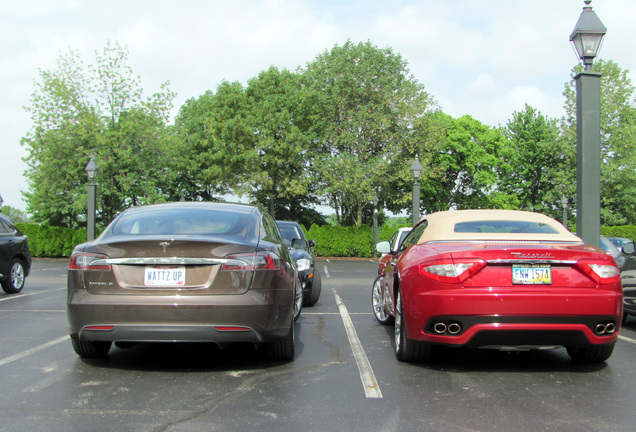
[
  {"x1": 173, "y1": 82, "x2": 252, "y2": 201},
  {"x1": 563, "y1": 59, "x2": 636, "y2": 225},
  {"x1": 243, "y1": 67, "x2": 317, "y2": 219},
  {"x1": 21, "y1": 41, "x2": 176, "y2": 228},
  {"x1": 390, "y1": 112, "x2": 518, "y2": 215},
  {"x1": 301, "y1": 40, "x2": 434, "y2": 227},
  {"x1": 0, "y1": 205, "x2": 30, "y2": 223},
  {"x1": 501, "y1": 104, "x2": 572, "y2": 221}
]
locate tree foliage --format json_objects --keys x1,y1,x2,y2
[
  {"x1": 500, "y1": 104, "x2": 572, "y2": 222},
  {"x1": 21, "y1": 40, "x2": 636, "y2": 231},
  {"x1": 21, "y1": 41, "x2": 176, "y2": 228},
  {"x1": 301, "y1": 40, "x2": 434, "y2": 227}
]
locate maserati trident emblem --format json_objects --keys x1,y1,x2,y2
[{"x1": 159, "y1": 242, "x2": 171, "y2": 253}]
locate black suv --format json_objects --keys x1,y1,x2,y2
[
  {"x1": 276, "y1": 221, "x2": 321, "y2": 307},
  {"x1": 0, "y1": 214, "x2": 31, "y2": 293}
]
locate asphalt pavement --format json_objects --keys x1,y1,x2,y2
[{"x1": 1, "y1": 258, "x2": 636, "y2": 431}]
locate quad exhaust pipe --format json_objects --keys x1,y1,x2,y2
[
  {"x1": 595, "y1": 322, "x2": 617, "y2": 335},
  {"x1": 448, "y1": 323, "x2": 462, "y2": 335},
  {"x1": 432, "y1": 321, "x2": 462, "y2": 335}
]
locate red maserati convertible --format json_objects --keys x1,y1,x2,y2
[{"x1": 373, "y1": 210, "x2": 622, "y2": 363}]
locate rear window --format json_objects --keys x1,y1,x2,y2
[
  {"x1": 454, "y1": 220, "x2": 560, "y2": 234},
  {"x1": 111, "y1": 208, "x2": 248, "y2": 236}
]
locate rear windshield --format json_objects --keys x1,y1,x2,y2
[
  {"x1": 454, "y1": 220, "x2": 560, "y2": 234},
  {"x1": 110, "y1": 208, "x2": 248, "y2": 236}
]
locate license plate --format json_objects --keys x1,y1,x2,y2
[
  {"x1": 144, "y1": 266, "x2": 186, "y2": 286},
  {"x1": 512, "y1": 264, "x2": 552, "y2": 285}
]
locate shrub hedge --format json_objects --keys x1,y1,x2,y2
[
  {"x1": 601, "y1": 226, "x2": 636, "y2": 242},
  {"x1": 16, "y1": 223, "x2": 87, "y2": 258},
  {"x1": 16, "y1": 221, "x2": 636, "y2": 259}
]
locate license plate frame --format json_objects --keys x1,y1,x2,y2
[
  {"x1": 512, "y1": 264, "x2": 552, "y2": 285},
  {"x1": 144, "y1": 266, "x2": 186, "y2": 287}
]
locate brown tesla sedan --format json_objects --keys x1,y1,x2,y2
[{"x1": 67, "y1": 202, "x2": 301, "y2": 361}]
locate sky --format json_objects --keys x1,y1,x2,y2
[{"x1": 1, "y1": 0, "x2": 635, "y2": 213}]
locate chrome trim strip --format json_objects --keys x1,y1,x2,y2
[
  {"x1": 486, "y1": 259, "x2": 577, "y2": 265},
  {"x1": 91, "y1": 258, "x2": 245, "y2": 266}
]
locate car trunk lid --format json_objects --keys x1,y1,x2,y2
[{"x1": 76, "y1": 237, "x2": 257, "y2": 295}]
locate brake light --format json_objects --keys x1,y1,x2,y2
[
  {"x1": 222, "y1": 252, "x2": 282, "y2": 270},
  {"x1": 419, "y1": 258, "x2": 486, "y2": 283},
  {"x1": 575, "y1": 259, "x2": 620, "y2": 284},
  {"x1": 69, "y1": 252, "x2": 111, "y2": 270}
]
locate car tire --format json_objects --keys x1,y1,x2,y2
[
  {"x1": 372, "y1": 277, "x2": 394, "y2": 325},
  {"x1": 566, "y1": 343, "x2": 615, "y2": 363},
  {"x1": 394, "y1": 289, "x2": 432, "y2": 362},
  {"x1": 71, "y1": 338, "x2": 112, "y2": 358},
  {"x1": 1, "y1": 258, "x2": 26, "y2": 294},
  {"x1": 266, "y1": 320, "x2": 295, "y2": 361},
  {"x1": 303, "y1": 271, "x2": 322, "y2": 307}
]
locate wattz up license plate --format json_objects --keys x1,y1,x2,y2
[{"x1": 144, "y1": 266, "x2": 186, "y2": 286}]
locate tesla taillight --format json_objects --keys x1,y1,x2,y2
[
  {"x1": 69, "y1": 252, "x2": 111, "y2": 270},
  {"x1": 222, "y1": 252, "x2": 282, "y2": 271},
  {"x1": 419, "y1": 259, "x2": 486, "y2": 283},
  {"x1": 575, "y1": 259, "x2": 620, "y2": 284}
]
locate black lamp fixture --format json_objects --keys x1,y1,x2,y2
[{"x1": 570, "y1": 1, "x2": 607, "y2": 71}]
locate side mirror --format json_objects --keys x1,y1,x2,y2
[
  {"x1": 376, "y1": 241, "x2": 391, "y2": 255},
  {"x1": 308, "y1": 239, "x2": 316, "y2": 248},
  {"x1": 623, "y1": 241, "x2": 636, "y2": 255},
  {"x1": 291, "y1": 238, "x2": 308, "y2": 250}
]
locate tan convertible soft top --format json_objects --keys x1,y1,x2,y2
[{"x1": 418, "y1": 209, "x2": 582, "y2": 244}]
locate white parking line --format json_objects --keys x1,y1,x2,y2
[
  {"x1": 619, "y1": 334, "x2": 636, "y2": 344},
  {"x1": 0, "y1": 286, "x2": 65, "y2": 302},
  {"x1": 323, "y1": 265, "x2": 330, "y2": 278},
  {"x1": 332, "y1": 288, "x2": 382, "y2": 399},
  {"x1": 0, "y1": 336, "x2": 69, "y2": 368}
]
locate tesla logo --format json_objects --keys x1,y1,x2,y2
[
  {"x1": 159, "y1": 242, "x2": 171, "y2": 253},
  {"x1": 511, "y1": 252, "x2": 554, "y2": 259}
]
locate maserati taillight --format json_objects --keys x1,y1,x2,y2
[
  {"x1": 69, "y1": 252, "x2": 111, "y2": 271},
  {"x1": 419, "y1": 258, "x2": 486, "y2": 283},
  {"x1": 575, "y1": 259, "x2": 620, "y2": 284}
]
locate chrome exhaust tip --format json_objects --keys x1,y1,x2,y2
[
  {"x1": 447, "y1": 322, "x2": 462, "y2": 335},
  {"x1": 605, "y1": 322, "x2": 616, "y2": 334},
  {"x1": 595, "y1": 323, "x2": 607, "y2": 335},
  {"x1": 433, "y1": 322, "x2": 447, "y2": 334}
]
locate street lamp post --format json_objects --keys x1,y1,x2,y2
[
  {"x1": 570, "y1": 0, "x2": 606, "y2": 248},
  {"x1": 85, "y1": 157, "x2": 99, "y2": 241},
  {"x1": 372, "y1": 196, "x2": 378, "y2": 258},
  {"x1": 411, "y1": 156, "x2": 422, "y2": 227},
  {"x1": 561, "y1": 195, "x2": 568, "y2": 228}
]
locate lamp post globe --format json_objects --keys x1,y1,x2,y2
[{"x1": 569, "y1": 1, "x2": 607, "y2": 72}]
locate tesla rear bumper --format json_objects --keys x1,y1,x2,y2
[{"x1": 66, "y1": 288, "x2": 293, "y2": 344}]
